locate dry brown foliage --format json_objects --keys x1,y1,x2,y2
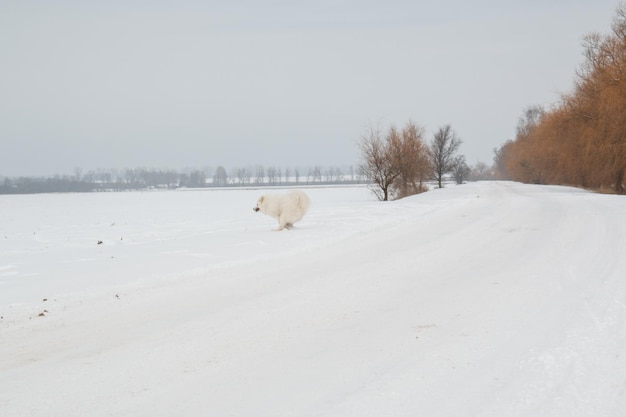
[
  {"x1": 359, "y1": 121, "x2": 430, "y2": 200},
  {"x1": 495, "y1": 5, "x2": 626, "y2": 194}
]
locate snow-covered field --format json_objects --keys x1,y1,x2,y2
[{"x1": 1, "y1": 182, "x2": 625, "y2": 416}]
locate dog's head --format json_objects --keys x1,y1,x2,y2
[{"x1": 253, "y1": 196, "x2": 264, "y2": 212}]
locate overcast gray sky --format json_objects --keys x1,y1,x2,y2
[{"x1": 0, "y1": 0, "x2": 620, "y2": 177}]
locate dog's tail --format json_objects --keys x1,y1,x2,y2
[{"x1": 294, "y1": 190, "x2": 311, "y2": 213}]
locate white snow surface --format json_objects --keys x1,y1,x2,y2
[{"x1": 1, "y1": 182, "x2": 625, "y2": 416}]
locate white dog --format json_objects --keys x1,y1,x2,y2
[{"x1": 253, "y1": 190, "x2": 310, "y2": 231}]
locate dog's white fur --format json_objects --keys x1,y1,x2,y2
[{"x1": 253, "y1": 190, "x2": 310, "y2": 231}]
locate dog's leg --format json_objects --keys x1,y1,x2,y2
[{"x1": 275, "y1": 215, "x2": 290, "y2": 231}]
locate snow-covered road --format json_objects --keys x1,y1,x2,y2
[{"x1": 1, "y1": 182, "x2": 624, "y2": 416}]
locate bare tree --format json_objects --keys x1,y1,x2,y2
[
  {"x1": 470, "y1": 161, "x2": 495, "y2": 181},
  {"x1": 284, "y1": 167, "x2": 291, "y2": 184},
  {"x1": 516, "y1": 105, "x2": 545, "y2": 139},
  {"x1": 73, "y1": 167, "x2": 83, "y2": 182},
  {"x1": 236, "y1": 167, "x2": 251, "y2": 185},
  {"x1": 429, "y1": 125, "x2": 462, "y2": 188},
  {"x1": 324, "y1": 166, "x2": 342, "y2": 183},
  {"x1": 358, "y1": 125, "x2": 399, "y2": 201},
  {"x1": 452, "y1": 155, "x2": 470, "y2": 184},
  {"x1": 267, "y1": 166, "x2": 279, "y2": 184},
  {"x1": 189, "y1": 170, "x2": 206, "y2": 187},
  {"x1": 308, "y1": 166, "x2": 322, "y2": 183},
  {"x1": 493, "y1": 142, "x2": 512, "y2": 180},
  {"x1": 213, "y1": 166, "x2": 228, "y2": 186},
  {"x1": 255, "y1": 166, "x2": 265, "y2": 184}
]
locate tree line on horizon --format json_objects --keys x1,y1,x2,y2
[
  {"x1": 0, "y1": 164, "x2": 367, "y2": 194},
  {"x1": 494, "y1": 4, "x2": 626, "y2": 194},
  {"x1": 0, "y1": 155, "x2": 495, "y2": 195}
]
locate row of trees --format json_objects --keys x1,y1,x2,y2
[
  {"x1": 1, "y1": 169, "x2": 203, "y2": 194},
  {"x1": 494, "y1": 5, "x2": 626, "y2": 194},
  {"x1": 358, "y1": 121, "x2": 467, "y2": 200},
  {"x1": 0, "y1": 165, "x2": 364, "y2": 194},
  {"x1": 214, "y1": 165, "x2": 361, "y2": 186}
]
